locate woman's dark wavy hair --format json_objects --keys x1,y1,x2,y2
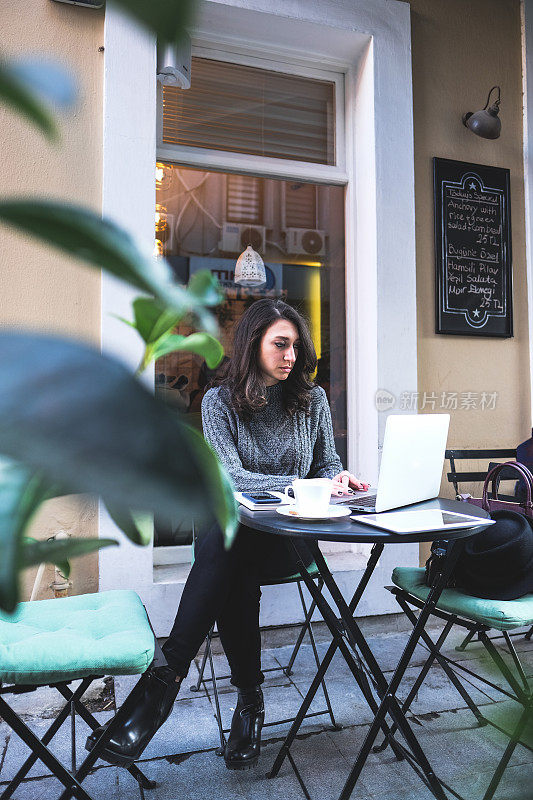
[{"x1": 216, "y1": 298, "x2": 317, "y2": 419}]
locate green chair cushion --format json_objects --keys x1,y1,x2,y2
[
  {"x1": 0, "y1": 590, "x2": 155, "y2": 686},
  {"x1": 260, "y1": 560, "x2": 321, "y2": 586},
  {"x1": 392, "y1": 567, "x2": 533, "y2": 631}
]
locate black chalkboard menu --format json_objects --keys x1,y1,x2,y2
[{"x1": 434, "y1": 157, "x2": 513, "y2": 337}]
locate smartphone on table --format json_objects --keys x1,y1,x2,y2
[{"x1": 241, "y1": 492, "x2": 281, "y2": 505}]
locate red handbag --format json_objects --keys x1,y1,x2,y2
[{"x1": 461, "y1": 460, "x2": 533, "y2": 521}]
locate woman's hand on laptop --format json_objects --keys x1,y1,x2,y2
[{"x1": 331, "y1": 470, "x2": 370, "y2": 496}]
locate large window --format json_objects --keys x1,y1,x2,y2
[{"x1": 153, "y1": 164, "x2": 347, "y2": 550}]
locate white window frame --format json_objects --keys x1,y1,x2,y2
[
  {"x1": 157, "y1": 46, "x2": 346, "y2": 183},
  {"x1": 156, "y1": 45, "x2": 355, "y2": 567},
  {"x1": 100, "y1": 0, "x2": 419, "y2": 635}
]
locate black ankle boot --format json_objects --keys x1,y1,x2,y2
[
  {"x1": 85, "y1": 665, "x2": 182, "y2": 766},
  {"x1": 224, "y1": 686, "x2": 264, "y2": 770}
]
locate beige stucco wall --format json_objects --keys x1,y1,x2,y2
[
  {"x1": 408, "y1": 0, "x2": 529, "y2": 562},
  {"x1": 0, "y1": 0, "x2": 530, "y2": 594},
  {"x1": 0, "y1": 0, "x2": 104, "y2": 599}
]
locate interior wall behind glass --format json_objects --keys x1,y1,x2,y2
[{"x1": 154, "y1": 165, "x2": 346, "y2": 545}]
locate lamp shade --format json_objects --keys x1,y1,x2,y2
[
  {"x1": 234, "y1": 246, "x2": 266, "y2": 287},
  {"x1": 463, "y1": 107, "x2": 501, "y2": 139},
  {"x1": 462, "y1": 86, "x2": 501, "y2": 140}
]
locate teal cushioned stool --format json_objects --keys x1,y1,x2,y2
[
  {"x1": 191, "y1": 542, "x2": 338, "y2": 753},
  {"x1": 392, "y1": 567, "x2": 533, "y2": 631},
  {"x1": 0, "y1": 589, "x2": 155, "y2": 685},
  {"x1": 387, "y1": 566, "x2": 533, "y2": 800},
  {"x1": 0, "y1": 590, "x2": 156, "y2": 800}
]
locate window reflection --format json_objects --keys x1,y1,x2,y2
[{"x1": 154, "y1": 165, "x2": 346, "y2": 547}]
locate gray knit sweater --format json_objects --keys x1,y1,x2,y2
[{"x1": 201, "y1": 383, "x2": 343, "y2": 492}]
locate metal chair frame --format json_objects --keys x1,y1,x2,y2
[
  {"x1": 385, "y1": 584, "x2": 533, "y2": 800},
  {"x1": 0, "y1": 674, "x2": 156, "y2": 800},
  {"x1": 445, "y1": 448, "x2": 533, "y2": 645},
  {"x1": 191, "y1": 573, "x2": 339, "y2": 753}
]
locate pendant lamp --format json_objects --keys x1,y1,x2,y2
[{"x1": 234, "y1": 244, "x2": 266, "y2": 287}]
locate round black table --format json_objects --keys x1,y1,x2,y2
[
  {"x1": 238, "y1": 498, "x2": 492, "y2": 800},
  {"x1": 238, "y1": 496, "x2": 490, "y2": 543}
]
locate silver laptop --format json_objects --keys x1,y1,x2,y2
[{"x1": 342, "y1": 414, "x2": 450, "y2": 513}]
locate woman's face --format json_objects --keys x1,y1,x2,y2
[{"x1": 257, "y1": 318, "x2": 300, "y2": 386}]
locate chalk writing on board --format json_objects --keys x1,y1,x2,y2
[{"x1": 434, "y1": 158, "x2": 512, "y2": 338}]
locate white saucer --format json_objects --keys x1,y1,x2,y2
[{"x1": 276, "y1": 505, "x2": 352, "y2": 521}]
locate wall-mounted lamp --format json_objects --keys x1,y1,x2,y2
[{"x1": 462, "y1": 86, "x2": 501, "y2": 139}]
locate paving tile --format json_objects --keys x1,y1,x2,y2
[
  {"x1": 135, "y1": 694, "x2": 221, "y2": 760},
  {"x1": 257, "y1": 728, "x2": 358, "y2": 800},
  {"x1": 326, "y1": 724, "x2": 433, "y2": 800},
  {"x1": 0, "y1": 711, "x2": 114, "y2": 782},
  {"x1": 394, "y1": 663, "x2": 496, "y2": 716},
  {"x1": 270, "y1": 640, "x2": 333, "y2": 679},
  {"x1": 121, "y1": 749, "x2": 248, "y2": 800},
  {"x1": 4, "y1": 679, "x2": 111, "y2": 719},
  {"x1": 3, "y1": 766, "x2": 127, "y2": 800},
  {"x1": 363, "y1": 631, "x2": 430, "y2": 674},
  {"x1": 291, "y1": 675, "x2": 377, "y2": 728},
  {"x1": 448, "y1": 761, "x2": 533, "y2": 800}
]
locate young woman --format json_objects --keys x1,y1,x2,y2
[{"x1": 86, "y1": 298, "x2": 368, "y2": 770}]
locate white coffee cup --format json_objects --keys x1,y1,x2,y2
[{"x1": 285, "y1": 478, "x2": 333, "y2": 517}]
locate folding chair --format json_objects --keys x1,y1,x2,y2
[
  {"x1": 0, "y1": 590, "x2": 156, "y2": 800},
  {"x1": 445, "y1": 448, "x2": 517, "y2": 501},
  {"x1": 190, "y1": 540, "x2": 339, "y2": 753},
  {"x1": 386, "y1": 567, "x2": 533, "y2": 800},
  {"x1": 445, "y1": 449, "x2": 533, "y2": 646}
]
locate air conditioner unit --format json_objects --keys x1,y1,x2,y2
[
  {"x1": 284, "y1": 228, "x2": 326, "y2": 257},
  {"x1": 219, "y1": 223, "x2": 265, "y2": 255}
]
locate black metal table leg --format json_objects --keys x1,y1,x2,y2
[
  {"x1": 269, "y1": 541, "x2": 406, "y2": 779},
  {"x1": 272, "y1": 534, "x2": 467, "y2": 800},
  {"x1": 336, "y1": 537, "x2": 466, "y2": 800}
]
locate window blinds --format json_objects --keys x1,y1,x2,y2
[
  {"x1": 162, "y1": 57, "x2": 336, "y2": 166},
  {"x1": 226, "y1": 175, "x2": 263, "y2": 224}
]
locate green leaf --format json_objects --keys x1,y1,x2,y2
[
  {"x1": 151, "y1": 332, "x2": 224, "y2": 368},
  {"x1": 111, "y1": 0, "x2": 196, "y2": 44},
  {"x1": 132, "y1": 297, "x2": 183, "y2": 345},
  {"x1": 0, "y1": 200, "x2": 217, "y2": 332},
  {"x1": 188, "y1": 271, "x2": 224, "y2": 307},
  {"x1": 0, "y1": 458, "x2": 55, "y2": 612},
  {"x1": 7, "y1": 58, "x2": 77, "y2": 110},
  {"x1": 104, "y1": 504, "x2": 152, "y2": 546},
  {"x1": 0, "y1": 460, "x2": 33, "y2": 612},
  {"x1": 0, "y1": 332, "x2": 234, "y2": 544},
  {"x1": 183, "y1": 425, "x2": 238, "y2": 548},
  {"x1": 0, "y1": 59, "x2": 57, "y2": 140},
  {"x1": 21, "y1": 537, "x2": 118, "y2": 575}
]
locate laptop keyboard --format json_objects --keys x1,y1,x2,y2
[{"x1": 350, "y1": 495, "x2": 377, "y2": 508}]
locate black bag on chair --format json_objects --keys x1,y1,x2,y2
[
  {"x1": 424, "y1": 511, "x2": 533, "y2": 598},
  {"x1": 425, "y1": 461, "x2": 533, "y2": 598},
  {"x1": 453, "y1": 509, "x2": 533, "y2": 600}
]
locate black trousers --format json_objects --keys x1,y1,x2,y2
[{"x1": 161, "y1": 522, "x2": 313, "y2": 689}]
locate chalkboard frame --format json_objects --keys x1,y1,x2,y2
[{"x1": 434, "y1": 157, "x2": 513, "y2": 338}]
